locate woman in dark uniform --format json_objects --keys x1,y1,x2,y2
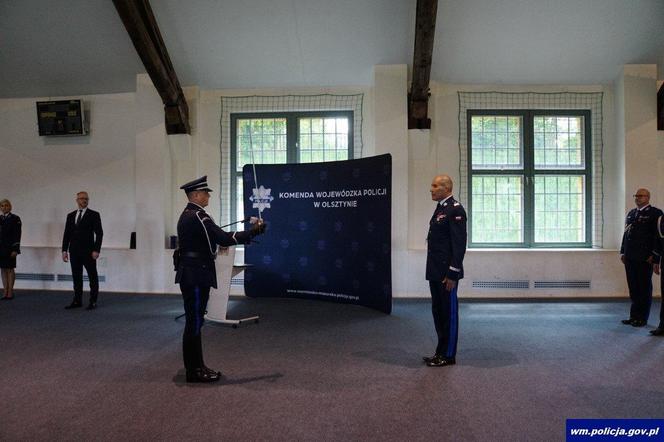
[{"x1": 0, "y1": 199, "x2": 21, "y2": 300}]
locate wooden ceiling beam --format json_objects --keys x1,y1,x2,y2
[
  {"x1": 658, "y1": 82, "x2": 664, "y2": 130},
  {"x1": 113, "y1": 0, "x2": 190, "y2": 134},
  {"x1": 408, "y1": 0, "x2": 437, "y2": 130}
]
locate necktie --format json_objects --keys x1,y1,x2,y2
[{"x1": 75, "y1": 210, "x2": 82, "y2": 225}]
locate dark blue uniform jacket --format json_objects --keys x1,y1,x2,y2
[
  {"x1": 620, "y1": 205, "x2": 662, "y2": 262},
  {"x1": 175, "y1": 202, "x2": 253, "y2": 289},
  {"x1": 426, "y1": 196, "x2": 467, "y2": 282}
]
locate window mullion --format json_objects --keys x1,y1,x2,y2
[
  {"x1": 287, "y1": 116, "x2": 298, "y2": 163},
  {"x1": 523, "y1": 111, "x2": 535, "y2": 247},
  {"x1": 584, "y1": 111, "x2": 593, "y2": 246},
  {"x1": 230, "y1": 115, "x2": 239, "y2": 225}
]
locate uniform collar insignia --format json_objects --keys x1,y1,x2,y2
[{"x1": 439, "y1": 195, "x2": 454, "y2": 207}]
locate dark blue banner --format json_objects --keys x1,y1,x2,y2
[{"x1": 242, "y1": 154, "x2": 392, "y2": 313}]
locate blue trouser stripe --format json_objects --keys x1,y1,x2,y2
[{"x1": 446, "y1": 286, "x2": 458, "y2": 358}]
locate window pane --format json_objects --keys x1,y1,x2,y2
[
  {"x1": 299, "y1": 116, "x2": 350, "y2": 163},
  {"x1": 336, "y1": 134, "x2": 348, "y2": 150},
  {"x1": 471, "y1": 175, "x2": 523, "y2": 243},
  {"x1": 235, "y1": 118, "x2": 287, "y2": 172},
  {"x1": 534, "y1": 175, "x2": 585, "y2": 242},
  {"x1": 533, "y1": 116, "x2": 585, "y2": 169},
  {"x1": 471, "y1": 115, "x2": 523, "y2": 169},
  {"x1": 336, "y1": 118, "x2": 348, "y2": 133}
]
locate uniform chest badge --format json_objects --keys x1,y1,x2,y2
[{"x1": 436, "y1": 213, "x2": 446, "y2": 222}]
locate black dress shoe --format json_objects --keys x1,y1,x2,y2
[
  {"x1": 649, "y1": 328, "x2": 664, "y2": 336},
  {"x1": 202, "y1": 365, "x2": 221, "y2": 376},
  {"x1": 426, "y1": 356, "x2": 456, "y2": 367},
  {"x1": 1, "y1": 296, "x2": 14, "y2": 300},
  {"x1": 631, "y1": 320, "x2": 647, "y2": 327},
  {"x1": 65, "y1": 302, "x2": 82, "y2": 309},
  {"x1": 422, "y1": 355, "x2": 439, "y2": 364},
  {"x1": 621, "y1": 319, "x2": 634, "y2": 325},
  {"x1": 186, "y1": 368, "x2": 220, "y2": 383},
  {"x1": 86, "y1": 303, "x2": 96, "y2": 310}
]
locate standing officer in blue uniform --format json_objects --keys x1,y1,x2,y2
[
  {"x1": 175, "y1": 176, "x2": 265, "y2": 383},
  {"x1": 651, "y1": 214, "x2": 664, "y2": 336},
  {"x1": 423, "y1": 175, "x2": 467, "y2": 367},
  {"x1": 620, "y1": 188, "x2": 662, "y2": 328}
]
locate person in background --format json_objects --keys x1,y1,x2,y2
[
  {"x1": 620, "y1": 188, "x2": 662, "y2": 328},
  {"x1": 0, "y1": 199, "x2": 21, "y2": 300},
  {"x1": 62, "y1": 191, "x2": 103, "y2": 310}
]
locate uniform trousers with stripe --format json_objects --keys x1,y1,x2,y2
[
  {"x1": 429, "y1": 281, "x2": 459, "y2": 359},
  {"x1": 180, "y1": 284, "x2": 211, "y2": 371},
  {"x1": 624, "y1": 259, "x2": 653, "y2": 322}
]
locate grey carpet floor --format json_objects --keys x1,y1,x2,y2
[{"x1": 0, "y1": 291, "x2": 663, "y2": 441}]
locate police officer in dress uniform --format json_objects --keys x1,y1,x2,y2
[
  {"x1": 620, "y1": 188, "x2": 662, "y2": 328},
  {"x1": 651, "y1": 215, "x2": 664, "y2": 336},
  {"x1": 423, "y1": 175, "x2": 467, "y2": 367},
  {"x1": 175, "y1": 176, "x2": 265, "y2": 383}
]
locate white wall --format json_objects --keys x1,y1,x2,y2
[
  {"x1": 1, "y1": 74, "x2": 178, "y2": 293},
  {"x1": 0, "y1": 94, "x2": 137, "y2": 248},
  {"x1": 1, "y1": 65, "x2": 660, "y2": 299},
  {"x1": 622, "y1": 65, "x2": 659, "y2": 212},
  {"x1": 393, "y1": 75, "x2": 643, "y2": 297}
]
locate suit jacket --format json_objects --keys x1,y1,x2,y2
[
  {"x1": 175, "y1": 202, "x2": 254, "y2": 289},
  {"x1": 0, "y1": 213, "x2": 21, "y2": 256},
  {"x1": 426, "y1": 196, "x2": 467, "y2": 281},
  {"x1": 62, "y1": 209, "x2": 103, "y2": 257}
]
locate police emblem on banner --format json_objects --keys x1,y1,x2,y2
[{"x1": 249, "y1": 185, "x2": 274, "y2": 214}]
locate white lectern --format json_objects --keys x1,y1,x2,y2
[{"x1": 205, "y1": 247, "x2": 259, "y2": 327}]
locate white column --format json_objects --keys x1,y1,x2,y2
[
  {"x1": 133, "y1": 73, "x2": 173, "y2": 292},
  {"x1": 619, "y1": 65, "x2": 658, "y2": 212},
  {"x1": 373, "y1": 65, "x2": 408, "y2": 295}
]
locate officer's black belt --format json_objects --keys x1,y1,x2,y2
[{"x1": 181, "y1": 252, "x2": 206, "y2": 258}]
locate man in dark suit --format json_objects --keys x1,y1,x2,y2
[
  {"x1": 423, "y1": 175, "x2": 467, "y2": 367},
  {"x1": 175, "y1": 176, "x2": 265, "y2": 383},
  {"x1": 620, "y1": 188, "x2": 662, "y2": 327},
  {"x1": 62, "y1": 191, "x2": 103, "y2": 310}
]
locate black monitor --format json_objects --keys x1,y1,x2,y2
[{"x1": 36, "y1": 99, "x2": 86, "y2": 136}]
